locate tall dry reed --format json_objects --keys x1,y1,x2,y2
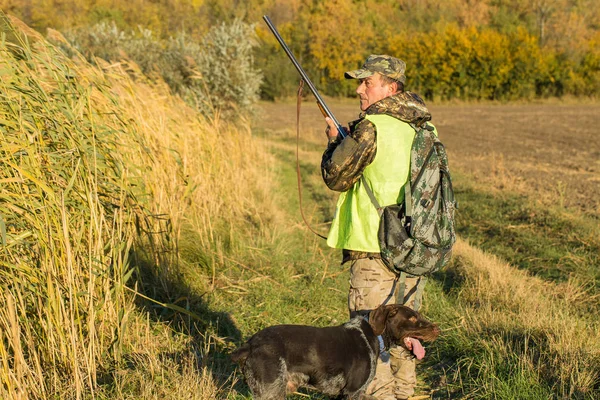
[{"x1": 0, "y1": 14, "x2": 274, "y2": 399}]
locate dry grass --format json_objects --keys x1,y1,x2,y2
[{"x1": 436, "y1": 238, "x2": 600, "y2": 397}]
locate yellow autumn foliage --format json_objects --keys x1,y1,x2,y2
[{"x1": 2, "y1": 0, "x2": 599, "y2": 99}]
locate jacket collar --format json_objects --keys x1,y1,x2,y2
[{"x1": 361, "y1": 91, "x2": 432, "y2": 127}]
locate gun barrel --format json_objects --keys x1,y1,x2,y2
[{"x1": 263, "y1": 15, "x2": 346, "y2": 138}]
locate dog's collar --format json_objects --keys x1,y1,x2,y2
[{"x1": 362, "y1": 313, "x2": 387, "y2": 354}]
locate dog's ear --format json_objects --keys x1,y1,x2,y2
[{"x1": 369, "y1": 305, "x2": 397, "y2": 336}]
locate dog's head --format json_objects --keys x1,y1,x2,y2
[{"x1": 369, "y1": 304, "x2": 440, "y2": 360}]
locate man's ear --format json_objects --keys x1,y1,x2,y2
[
  {"x1": 388, "y1": 81, "x2": 398, "y2": 94},
  {"x1": 369, "y1": 305, "x2": 397, "y2": 336}
]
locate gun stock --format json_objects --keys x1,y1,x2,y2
[{"x1": 263, "y1": 15, "x2": 346, "y2": 139}]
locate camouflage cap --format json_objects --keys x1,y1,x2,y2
[{"x1": 344, "y1": 55, "x2": 406, "y2": 83}]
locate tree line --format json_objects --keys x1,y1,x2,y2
[
  {"x1": 255, "y1": 0, "x2": 600, "y2": 100},
  {"x1": 2, "y1": 0, "x2": 599, "y2": 101}
]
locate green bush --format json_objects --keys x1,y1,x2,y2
[
  {"x1": 196, "y1": 19, "x2": 263, "y2": 115},
  {"x1": 62, "y1": 20, "x2": 127, "y2": 62},
  {"x1": 60, "y1": 20, "x2": 262, "y2": 117},
  {"x1": 254, "y1": 40, "x2": 299, "y2": 101}
]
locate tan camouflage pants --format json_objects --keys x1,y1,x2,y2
[{"x1": 348, "y1": 258, "x2": 420, "y2": 400}]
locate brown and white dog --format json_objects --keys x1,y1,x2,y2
[{"x1": 231, "y1": 304, "x2": 440, "y2": 399}]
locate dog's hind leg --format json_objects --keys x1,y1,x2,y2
[{"x1": 243, "y1": 355, "x2": 288, "y2": 400}]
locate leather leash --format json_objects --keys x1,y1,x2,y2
[{"x1": 296, "y1": 80, "x2": 327, "y2": 240}]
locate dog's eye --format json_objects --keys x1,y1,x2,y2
[{"x1": 409, "y1": 316, "x2": 417, "y2": 323}]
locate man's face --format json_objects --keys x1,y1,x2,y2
[{"x1": 356, "y1": 73, "x2": 395, "y2": 111}]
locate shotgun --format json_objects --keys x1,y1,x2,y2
[{"x1": 262, "y1": 15, "x2": 347, "y2": 138}]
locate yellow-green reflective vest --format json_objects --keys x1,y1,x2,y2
[{"x1": 327, "y1": 114, "x2": 423, "y2": 252}]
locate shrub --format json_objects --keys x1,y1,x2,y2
[
  {"x1": 196, "y1": 19, "x2": 263, "y2": 116},
  {"x1": 254, "y1": 37, "x2": 299, "y2": 101},
  {"x1": 61, "y1": 20, "x2": 127, "y2": 62},
  {"x1": 60, "y1": 19, "x2": 262, "y2": 117}
]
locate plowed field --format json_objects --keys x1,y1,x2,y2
[{"x1": 258, "y1": 100, "x2": 600, "y2": 217}]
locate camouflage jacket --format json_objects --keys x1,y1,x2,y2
[{"x1": 321, "y1": 91, "x2": 432, "y2": 263}]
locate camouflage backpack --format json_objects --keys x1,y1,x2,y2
[{"x1": 362, "y1": 122, "x2": 456, "y2": 306}]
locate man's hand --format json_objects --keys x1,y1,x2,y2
[{"x1": 325, "y1": 117, "x2": 348, "y2": 140}]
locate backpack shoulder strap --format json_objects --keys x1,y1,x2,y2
[
  {"x1": 405, "y1": 123, "x2": 425, "y2": 219},
  {"x1": 360, "y1": 176, "x2": 383, "y2": 216}
]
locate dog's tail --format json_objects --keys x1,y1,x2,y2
[{"x1": 230, "y1": 343, "x2": 250, "y2": 363}]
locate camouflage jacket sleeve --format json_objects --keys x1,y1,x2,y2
[{"x1": 321, "y1": 118, "x2": 377, "y2": 192}]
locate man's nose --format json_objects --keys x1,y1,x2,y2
[{"x1": 356, "y1": 83, "x2": 365, "y2": 95}]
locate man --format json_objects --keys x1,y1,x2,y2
[{"x1": 321, "y1": 55, "x2": 435, "y2": 400}]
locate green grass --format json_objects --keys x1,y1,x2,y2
[
  {"x1": 452, "y1": 171, "x2": 600, "y2": 297},
  {"x1": 200, "y1": 128, "x2": 600, "y2": 399},
  {"x1": 123, "y1": 127, "x2": 347, "y2": 399}
]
